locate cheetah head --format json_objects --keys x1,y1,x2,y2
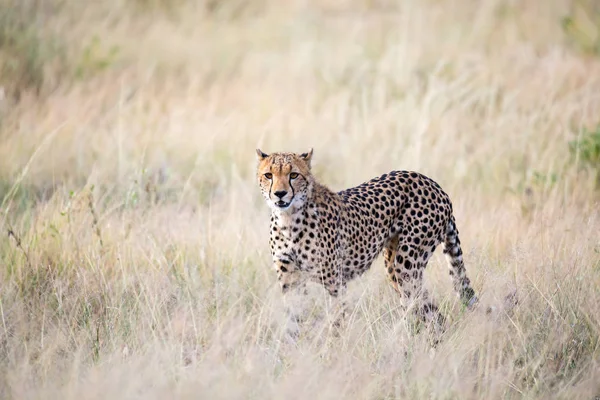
[{"x1": 256, "y1": 148, "x2": 314, "y2": 212}]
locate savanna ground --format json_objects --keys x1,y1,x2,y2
[{"x1": 1, "y1": 0, "x2": 600, "y2": 398}]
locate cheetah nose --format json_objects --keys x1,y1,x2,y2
[{"x1": 274, "y1": 190, "x2": 288, "y2": 199}]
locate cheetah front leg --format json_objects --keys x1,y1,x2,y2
[
  {"x1": 322, "y1": 279, "x2": 348, "y2": 336},
  {"x1": 274, "y1": 258, "x2": 308, "y2": 339}
]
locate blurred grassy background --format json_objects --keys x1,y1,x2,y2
[{"x1": 0, "y1": 0, "x2": 599, "y2": 399}]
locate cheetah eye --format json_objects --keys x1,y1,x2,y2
[
  {"x1": 290, "y1": 172, "x2": 299, "y2": 179},
  {"x1": 264, "y1": 173, "x2": 273, "y2": 179}
]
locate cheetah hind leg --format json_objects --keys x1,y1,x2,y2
[
  {"x1": 385, "y1": 239, "x2": 445, "y2": 342},
  {"x1": 443, "y1": 218, "x2": 477, "y2": 309}
]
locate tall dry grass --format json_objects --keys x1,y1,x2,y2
[{"x1": 0, "y1": 0, "x2": 599, "y2": 398}]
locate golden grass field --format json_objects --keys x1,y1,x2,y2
[{"x1": 1, "y1": 0, "x2": 600, "y2": 398}]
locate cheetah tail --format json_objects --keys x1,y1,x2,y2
[{"x1": 442, "y1": 217, "x2": 477, "y2": 308}]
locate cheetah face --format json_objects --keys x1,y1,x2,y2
[{"x1": 256, "y1": 148, "x2": 313, "y2": 212}]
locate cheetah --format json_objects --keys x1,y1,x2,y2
[{"x1": 256, "y1": 148, "x2": 477, "y2": 336}]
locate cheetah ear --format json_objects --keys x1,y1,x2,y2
[
  {"x1": 300, "y1": 148, "x2": 313, "y2": 167},
  {"x1": 256, "y1": 149, "x2": 269, "y2": 160}
]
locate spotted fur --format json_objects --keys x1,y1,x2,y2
[{"x1": 256, "y1": 149, "x2": 476, "y2": 333}]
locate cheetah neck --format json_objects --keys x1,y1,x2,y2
[{"x1": 273, "y1": 205, "x2": 302, "y2": 224}]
